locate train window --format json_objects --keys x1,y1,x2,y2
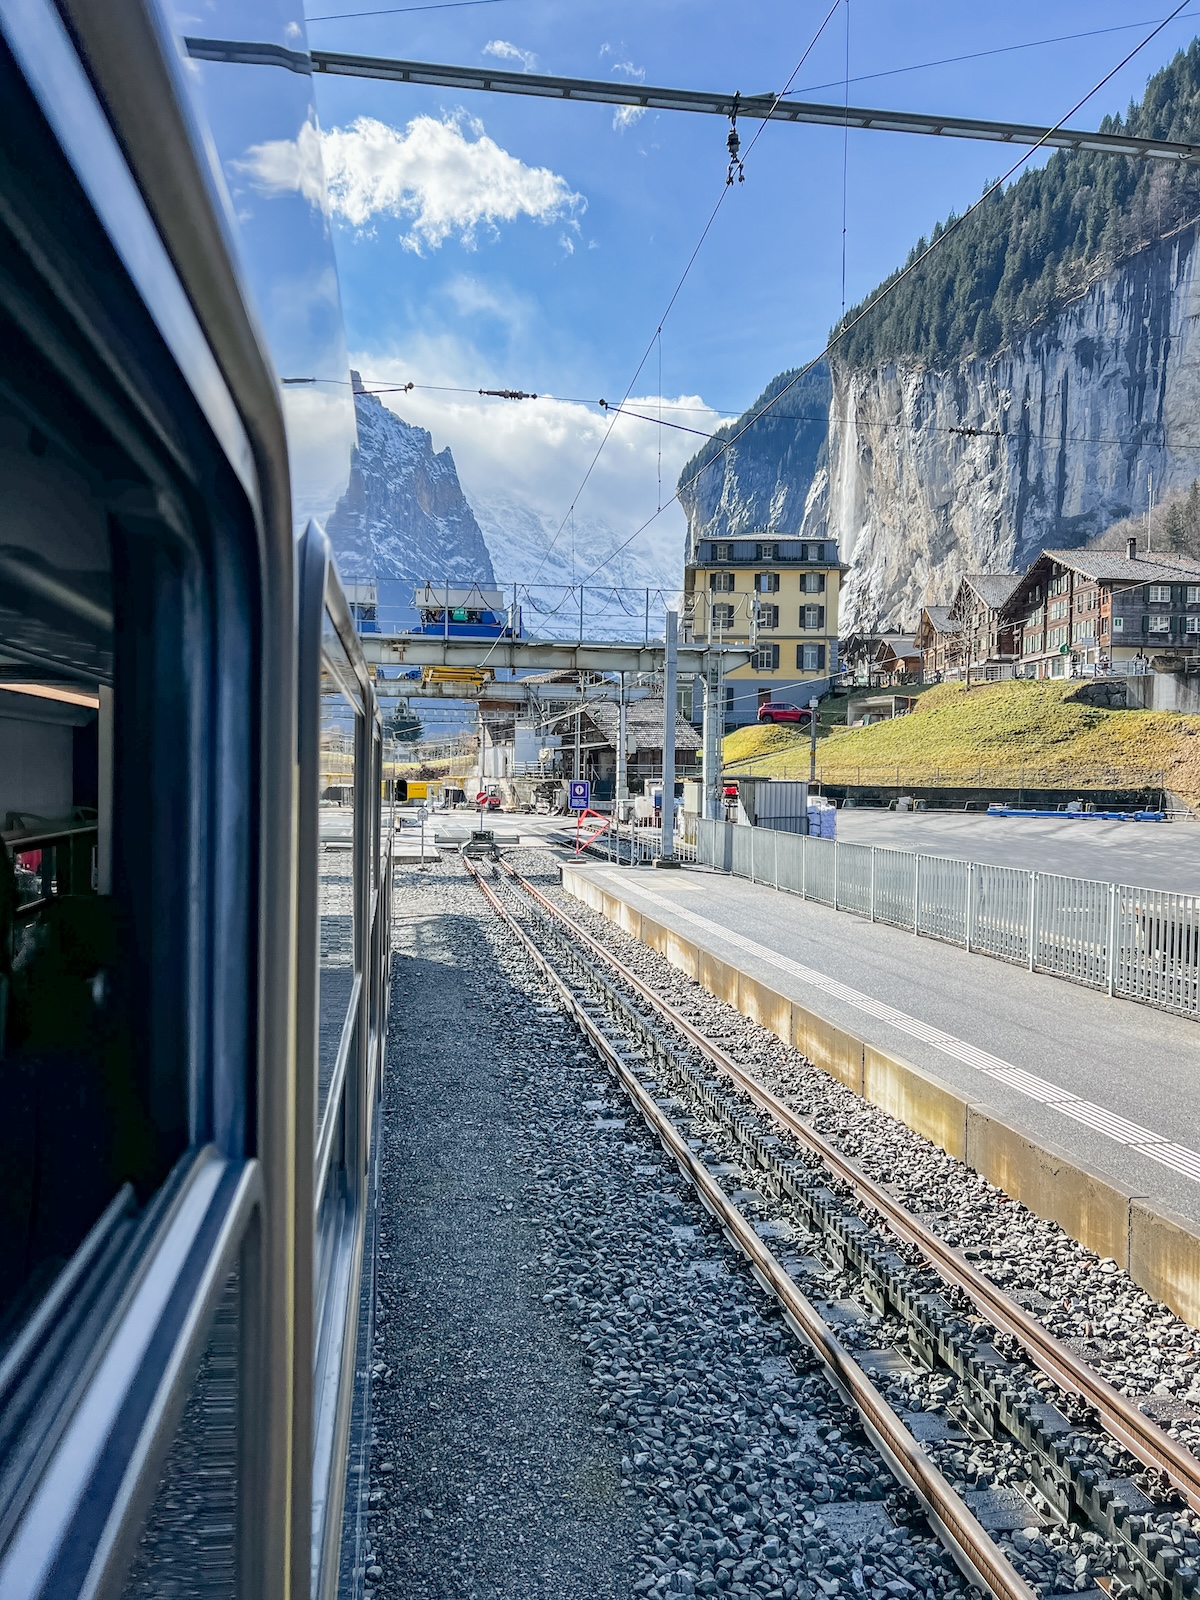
[
  {"x1": 318, "y1": 614, "x2": 362, "y2": 1122},
  {"x1": 0, "y1": 402, "x2": 157, "y2": 1343}
]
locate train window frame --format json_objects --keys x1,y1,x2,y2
[
  {"x1": 0, "y1": 3, "x2": 398, "y2": 1594},
  {"x1": 316, "y1": 607, "x2": 364, "y2": 1135},
  {"x1": 301, "y1": 552, "x2": 382, "y2": 1597},
  {"x1": 0, "y1": 7, "x2": 291, "y2": 1595}
]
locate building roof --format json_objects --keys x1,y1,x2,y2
[
  {"x1": 588, "y1": 699, "x2": 702, "y2": 753},
  {"x1": 1037, "y1": 548, "x2": 1200, "y2": 583},
  {"x1": 552, "y1": 697, "x2": 702, "y2": 754},
  {"x1": 962, "y1": 573, "x2": 1021, "y2": 610},
  {"x1": 520, "y1": 669, "x2": 580, "y2": 685},
  {"x1": 919, "y1": 605, "x2": 958, "y2": 635},
  {"x1": 841, "y1": 628, "x2": 907, "y2": 652},
  {"x1": 874, "y1": 637, "x2": 919, "y2": 662}
]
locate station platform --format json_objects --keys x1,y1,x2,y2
[{"x1": 560, "y1": 858, "x2": 1200, "y2": 1323}]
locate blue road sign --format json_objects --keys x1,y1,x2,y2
[{"x1": 568, "y1": 780, "x2": 590, "y2": 810}]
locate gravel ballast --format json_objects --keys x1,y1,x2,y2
[
  {"x1": 505, "y1": 848, "x2": 1200, "y2": 1591},
  {"x1": 369, "y1": 862, "x2": 970, "y2": 1600},
  {"x1": 522, "y1": 852, "x2": 1200, "y2": 1449}
]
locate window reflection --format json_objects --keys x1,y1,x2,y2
[
  {"x1": 121, "y1": 1270, "x2": 241, "y2": 1600},
  {"x1": 317, "y1": 616, "x2": 359, "y2": 1123},
  {"x1": 0, "y1": 405, "x2": 151, "y2": 1345}
]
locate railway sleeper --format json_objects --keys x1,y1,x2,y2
[{"x1": 511, "y1": 882, "x2": 1199, "y2": 1599}]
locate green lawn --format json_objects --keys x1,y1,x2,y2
[{"x1": 722, "y1": 680, "x2": 1200, "y2": 798}]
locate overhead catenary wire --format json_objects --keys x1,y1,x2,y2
[
  {"x1": 840, "y1": 0, "x2": 850, "y2": 325},
  {"x1": 579, "y1": 0, "x2": 1196, "y2": 587},
  {"x1": 523, "y1": 0, "x2": 845, "y2": 590},
  {"x1": 307, "y1": 0, "x2": 514, "y2": 20},
  {"x1": 784, "y1": 11, "x2": 1200, "y2": 100},
  {"x1": 291, "y1": 372, "x2": 1200, "y2": 451}
]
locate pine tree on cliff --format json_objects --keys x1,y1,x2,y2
[{"x1": 833, "y1": 40, "x2": 1200, "y2": 370}]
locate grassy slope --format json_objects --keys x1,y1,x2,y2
[{"x1": 722, "y1": 682, "x2": 1200, "y2": 798}]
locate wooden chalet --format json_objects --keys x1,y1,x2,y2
[
  {"x1": 946, "y1": 574, "x2": 1021, "y2": 680},
  {"x1": 914, "y1": 605, "x2": 960, "y2": 682}
]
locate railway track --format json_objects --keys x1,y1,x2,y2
[{"x1": 465, "y1": 853, "x2": 1200, "y2": 1600}]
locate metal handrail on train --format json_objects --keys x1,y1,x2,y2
[{"x1": 3, "y1": 817, "x2": 99, "y2": 914}]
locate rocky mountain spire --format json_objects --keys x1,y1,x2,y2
[{"x1": 325, "y1": 376, "x2": 495, "y2": 584}]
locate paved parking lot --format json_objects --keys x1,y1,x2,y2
[{"x1": 834, "y1": 809, "x2": 1200, "y2": 893}]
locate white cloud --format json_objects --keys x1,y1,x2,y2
[
  {"x1": 239, "y1": 113, "x2": 584, "y2": 253},
  {"x1": 607, "y1": 58, "x2": 646, "y2": 132},
  {"x1": 483, "y1": 38, "x2": 538, "y2": 72},
  {"x1": 351, "y1": 343, "x2": 720, "y2": 590},
  {"x1": 443, "y1": 275, "x2": 531, "y2": 329},
  {"x1": 234, "y1": 112, "x2": 330, "y2": 214}
]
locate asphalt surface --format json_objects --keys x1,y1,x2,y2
[
  {"x1": 834, "y1": 810, "x2": 1200, "y2": 894},
  {"x1": 568, "y1": 860, "x2": 1200, "y2": 1227}
]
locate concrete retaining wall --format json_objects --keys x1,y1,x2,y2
[
  {"x1": 1123, "y1": 668, "x2": 1200, "y2": 715},
  {"x1": 562, "y1": 866, "x2": 1200, "y2": 1330}
]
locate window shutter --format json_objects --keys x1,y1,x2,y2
[
  {"x1": 818, "y1": 574, "x2": 826, "y2": 593},
  {"x1": 708, "y1": 572, "x2": 716, "y2": 589},
  {"x1": 817, "y1": 605, "x2": 826, "y2": 629},
  {"x1": 815, "y1": 644, "x2": 826, "y2": 669},
  {"x1": 1142, "y1": 615, "x2": 1149, "y2": 633},
  {"x1": 795, "y1": 644, "x2": 805, "y2": 670},
  {"x1": 1144, "y1": 585, "x2": 1151, "y2": 605}
]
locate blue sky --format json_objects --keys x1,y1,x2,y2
[{"x1": 293, "y1": 0, "x2": 1200, "y2": 580}]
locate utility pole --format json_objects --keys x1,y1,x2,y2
[
  {"x1": 808, "y1": 696, "x2": 820, "y2": 784},
  {"x1": 616, "y1": 671, "x2": 628, "y2": 806},
  {"x1": 574, "y1": 671, "x2": 583, "y2": 781},
  {"x1": 701, "y1": 648, "x2": 724, "y2": 819},
  {"x1": 657, "y1": 609, "x2": 679, "y2": 867}
]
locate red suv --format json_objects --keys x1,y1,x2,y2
[{"x1": 757, "y1": 702, "x2": 811, "y2": 725}]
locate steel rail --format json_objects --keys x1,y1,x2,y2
[
  {"x1": 502, "y1": 860, "x2": 1200, "y2": 1516},
  {"x1": 182, "y1": 39, "x2": 1200, "y2": 165},
  {"x1": 465, "y1": 857, "x2": 1037, "y2": 1600}
]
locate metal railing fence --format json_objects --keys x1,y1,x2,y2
[
  {"x1": 796, "y1": 761, "x2": 1168, "y2": 793},
  {"x1": 600, "y1": 819, "x2": 698, "y2": 866},
  {"x1": 693, "y1": 817, "x2": 1199, "y2": 1019}
]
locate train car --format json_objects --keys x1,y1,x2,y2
[
  {"x1": 0, "y1": 1, "x2": 388, "y2": 1596},
  {"x1": 413, "y1": 583, "x2": 522, "y2": 640}
]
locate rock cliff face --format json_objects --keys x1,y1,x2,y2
[
  {"x1": 681, "y1": 226, "x2": 1200, "y2": 629},
  {"x1": 832, "y1": 225, "x2": 1200, "y2": 628},
  {"x1": 325, "y1": 379, "x2": 495, "y2": 584},
  {"x1": 678, "y1": 364, "x2": 832, "y2": 549}
]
